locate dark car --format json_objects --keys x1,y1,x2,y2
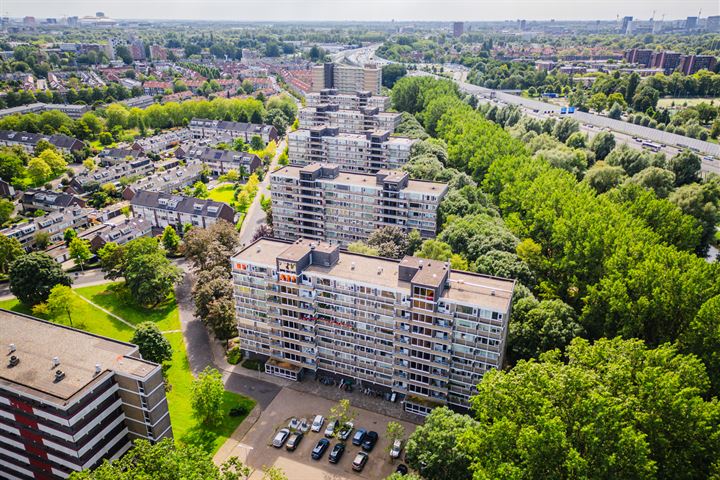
[
  {"x1": 352, "y1": 451, "x2": 369, "y2": 472},
  {"x1": 396, "y1": 464, "x2": 409, "y2": 474},
  {"x1": 352, "y1": 428, "x2": 367, "y2": 446},
  {"x1": 311, "y1": 438, "x2": 331, "y2": 460},
  {"x1": 286, "y1": 432, "x2": 303, "y2": 451},
  {"x1": 362, "y1": 431, "x2": 378, "y2": 451},
  {"x1": 328, "y1": 443, "x2": 345, "y2": 463}
]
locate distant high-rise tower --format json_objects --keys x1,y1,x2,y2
[
  {"x1": 520, "y1": 19, "x2": 527, "y2": 31},
  {"x1": 453, "y1": 21, "x2": 464, "y2": 37},
  {"x1": 686, "y1": 16, "x2": 698, "y2": 30},
  {"x1": 96, "y1": 11, "x2": 106, "y2": 17},
  {"x1": 707, "y1": 16, "x2": 720, "y2": 32},
  {"x1": 621, "y1": 16, "x2": 633, "y2": 34}
]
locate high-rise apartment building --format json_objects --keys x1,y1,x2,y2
[
  {"x1": 651, "y1": 51, "x2": 682, "y2": 74},
  {"x1": 0, "y1": 310, "x2": 172, "y2": 479},
  {"x1": 679, "y1": 55, "x2": 718, "y2": 75},
  {"x1": 288, "y1": 127, "x2": 416, "y2": 174},
  {"x1": 271, "y1": 163, "x2": 447, "y2": 245},
  {"x1": 624, "y1": 48, "x2": 653, "y2": 67},
  {"x1": 620, "y1": 16, "x2": 633, "y2": 34},
  {"x1": 230, "y1": 238, "x2": 514, "y2": 414},
  {"x1": 298, "y1": 104, "x2": 401, "y2": 134},
  {"x1": 311, "y1": 63, "x2": 382, "y2": 95},
  {"x1": 305, "y1": 89, "x2": 390, "y2": 111},
  {"x1": 452, "y1": 22, "x2": 464, "y2": 37}
]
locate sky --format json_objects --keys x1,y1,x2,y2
[{"x1": 2, "y1": 0, "x2": 718, "y2": 22}]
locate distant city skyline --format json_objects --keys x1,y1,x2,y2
[{"x1": 3, "y1": 0, "x2": 719, "y2": 22}]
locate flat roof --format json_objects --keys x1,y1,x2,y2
[
  {"x1": 273, "y1": 165, "x2": 447, "y2": 195},
  {"x1": 233, "y1": 239, "x2": 514, "y2": 310},
  {"x1": 0, "y1": 310, "x2": 159, "y2": 407}
]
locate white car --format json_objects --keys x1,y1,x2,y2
[
  {"x1": 299, "y1": 418, "x2": 310, "y2": 433},
  {"x1": 324, "y1": 419, "x2": 339, "y2": 437},
  {"x1": 311, "y1": 414, "x2": 325, "y2": 432},
  {"x1": 390, "y1": 439, "x2": 403, "y2": 458},
  {"x1": 288, "y1": 417, "x2": 300, "y2": 430},
  {"x1": 272, "y1": 428, "x2": 290, "y2": 448}
]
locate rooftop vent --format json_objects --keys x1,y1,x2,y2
[
  {"x1": 418, "y1": 260, "x2": 423, "y2": 270},
  {"x1": 95, "y1": 364, "x2": 102, "y2": 375},
  {"x1": 377, "y1": 266, "x2": 383, "y2": 275},
  {"x1": 491, "y1": 291, "x2": 496, "y2": 296},
  {"x1": 54, "y1": 369, "x2": 65, "y2": 383},
  {"x1": 51, "y1": 356, "x2": 60, "y2": 368},
  {"x1": 8, "y1": 355, "x2": 19, "y2": 368},
  {"x1": 351, "y1": 262, "x2": 356, "y2": 270},
  {"x1": 9, "y1": 344, "x2": 16, "y2": 353},
  {"x1": 256, "y1": 246, "x2": 261, "y2": 253}
]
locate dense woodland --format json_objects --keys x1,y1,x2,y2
[{"x1": 386, "y1": 75, "x2": 720, "y2": 480}]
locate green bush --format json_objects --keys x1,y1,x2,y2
[
  {"x1": 242, "y1": 358, "x2": 264, "y2": 371},
  {"x1": 227, "y1": 347, "x2": 242, "y2": 365}
]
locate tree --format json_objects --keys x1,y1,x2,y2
[
  {"x1": 0, "y1": 234, "x2": 23, "y2": 274},
  {"x1": 262, "y1": 466, "x2": 288, "y2": 480},
  {"x1": 9, "y1": 252, "x2": 71, "y2": 305},
  {"x1": 184, "y1": 221, "x2": 239, "y2": 271},
  {"x1": 347, "y1": 241, "x2": 380, "y2": 256},
  {"x1": 26, "y1": 157, "x2": 51, "y2": 184},
  {"x1": 457, "y1": 338, "x2": 720, "y2": 480},
  {"x1": 551, "y1": 118, "x2": 579, "y2": 143},
  {"x1": 589, "y1": 131, "x2": 615, "y2": 161},
  {"x1": 0, "y1": 150, "x2": 25, "y2": 182},
  {"x1": 385, "y1": 421, "x2": 406, "y2": 454},
  {"x1": 629, "y1": 166, "x2": 676, "y2": 198},
  {"x1": 82, "y1": 158, "x2": 96, "y2": 172},
  {"x1": 115, "y1": 45, "x2": 133, "y2": 65},
  {"x1": 669, "y1": 182, "x2": 719, "y2": 255},
  {"x1": 131, "y1": 322, "x2": 173, "y2": 364},
  {"x1": 63, "y1": 228, "x2": 77, "y2": 246},
  {"x1": 44, "y1": 284, "x2": 80, "y2": 327},
  {"x1": 404, "y1": 407, "x2": 475, "y2": 480},
  {"x1": 34, "y1": 230, "x2": 51, "y2": 249},
  {"x1": 608, "y1": 101, "x2": 623, "y2": 119},
  {"x1": 668, "y1": 150, "x2": 701, "y2": 187},
  {"x1": 98, "y1": 131, "x2": 113, "y2": 146},
  {"x1": 68, "y1": 439, "x2": 251, "y2": 479},
  {"x1": 161, "y1": 225, "x2": 180, "y2": 254},
  {"x1": 415, "y1": 239, "x2": 470, "y2": 270},
  {"x1": 250, "y1": 135, "x2": 264, "y2": 151},
  {"x1": 38, "y1": 149, "x2": 67, "y2": 176},
  {"x1": 382, "y1": 64, "x2": 408, "y2": 88},
  {"x1": 582, "y1": 161, "x2": 626, "y2": 194},
  {"x1": 192, "y1": 181, "x2": 209, "y2": 199},
  {"x1": 624, "y1": 72, "x2": 640, "y2": 103},
  {"x1": 605, "y1": 144, "x2": 650, "y2": 176},
  {"x1": 205, "y1": 297, "x2": 238, "y2": 343},
  {"x1": 631, "y1": 85, "x2": 659, "y2": 113},
  {"x1": 329, "y1": 399, "x2": 356, "y2": 426},
  {"x1": 69, "y1": 237, "x2": 92, "y2": 270},
  {"x1": 191, "y1": 367, "x2": 225, "y2": 426},
  {"x1": 125, "y1": 250, "x2": 182, "y2": 307}
]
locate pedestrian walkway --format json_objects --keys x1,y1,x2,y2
[{"x1": 74, "y1": 292, "x2": 136, "y2": 330}]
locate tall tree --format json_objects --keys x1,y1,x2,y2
[
  {"x1": 191, "y1": 367, "x2": 225, "y2": 426},
  {"x1": 44, "y1": 284, "x2": 80, "y2": 327},
  {"x1": 131, "y1": 322, "x2": 173, "y2": 364},
  {"x1": 69, "y1": 237, "x2": 92, "y2": 270},
  {"x1": 9, "y1": 252, "x2": 71, "y2": 305},
  {"x1": 0, "y1": 234, "x2": 23, "y2": 274}
]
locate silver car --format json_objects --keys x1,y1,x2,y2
[{"x1": 272, "y1": 428, "x2": 290, "y2": 448}]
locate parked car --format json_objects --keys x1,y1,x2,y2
[
  {"x1": 362, "y1": 431, "x2": 379, "y2": 451},
  {"x1": 324, "y1": 419, "x2": 339, "y2": 437},
  {"x1": 338, "y1": 422, "x2": 354, "y2": 441},
  {"x1": 352, "y1": 451, "x2": 369, "y2": 472},
  {"x1": 352, "y1": 428, "x2": 367, "y2": 446},
  {"x1": 390, "y1": 439, "x2": 403, "y2": 458},
  {"x1": 311, "y1": 414, "x2": 325, "y2": 432},
  {"x1": 272, "y1": 428, "x2": 290, "y2": 448},
  {"x1": 286, "y1": 432, "x2": 304, "y2": 451},
  {"x1": 396, "y1": 464, "x2": 409, "y2": 474},
  {"x1": 288, "y1": 417, "x2": 300, "y2": 430},
  {"x1": 328, "y1": 443, "x2": 345, "y2": 463},
  {"x1": 311, "y1": 438, "x2": 330, "y2": 460},
  {"x1": 299, "y1": 418, "x2": 310, "y2": 433}
]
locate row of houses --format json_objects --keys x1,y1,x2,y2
[
  {"x1": 189, "y1": 118, "x2": 278, "y2": 144},
  {"x1": 0, "y1": 130, "x2": 85, "y2": 153},
  {"x1": 68, "y1": 157, "x2": 154, "y2": 193}
]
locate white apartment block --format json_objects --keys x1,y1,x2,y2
[
  {"x1": 311, "y1": 63, "x2": 382, "y2": 95},
  {"x1": 271, "y1": 163, "x2": 447, "y2": 245},
  {"x1": 305, "y1": 89, "x2": 390, "y2": 111},
  {"x1": 288, "y1": 127, "x2": 416, "y2": 174},
  {"x1": 299, "y1": 104, "x2": 401, "y2": 134},
  {"x1": 231, "y1": 238, "x2": 514, "y2": 414}
]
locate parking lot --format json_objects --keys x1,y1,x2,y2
[{"x1": 225, "y1": 388, "x2": 416, "y2": 480}]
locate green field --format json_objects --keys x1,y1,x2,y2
[
  {"x1": 207, "y1": 183, "x2": 236, "y2": 204},
  {"x1": 657, "y1": 97, "x2": 720, "y2": 108},
  {"x1": 0, "y1": 282, "x2": 253, "y2": 454}
]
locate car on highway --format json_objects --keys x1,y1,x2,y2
[
  {"x1": 362, "y1": 431, "x2": 379, "y2": 451},
  {"x1": 328, "y1": 443, "x2": 346, "y2": 463},
  {"x1": 311, "y1": 415, "x2": 325, "y2": 432},
  {"x1": 338, "y1": 422, "x2": 354, "y2": 441},
  {"x1": 390, "y1": 439, "x2": 403, "y2": 458},
  {"x1": 324, "y1": 419, "x2": 339, "y2": 437},
  {"x1": 272, "y1": 428, "x2": 290, "y2": 448},
  {"x1": 352, "y1": 428, "x2": 367, "y2": 446},
  {"x1": 286, "y1": 432, "x2": 303, "y2": 451},
  {"x1": 311, "y1": 438, "x2": 331, "y2": 460},
  {"x1": 352, "y1": 451, "x2": 369, "y2": 472}
]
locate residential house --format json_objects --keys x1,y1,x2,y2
[
  {"x1": 184, "y1": 146, "x2": 261, "y2": 176},
  {"x1": 189, "y1": 118, "x2": 278, "y2": 144},
  {"x1": 21, "y1": 188, "x2": 86, "y2": 211},
  {"x1": 130, "y1": 190, "x2": 235, "y2": 230}
]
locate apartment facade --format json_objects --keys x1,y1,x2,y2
[
  {"x1": 130, "y1": 190, "x2": 235, "y2": 230},
  {"x1": 305, "y1": 89, "x2": 390, "y2": 111},
  {"x1": 311, "y1": 63, "x2": 382, "y2": 95},
  {"x1": 271, "y1": 164, "x2": 447, "y2": 245},
  {"x1": 1, "y1": 207, "x2": 91, "y2": 249},
  {"x1": 288, "y1": 127, "x2": 416, "y2": 174},
  {"x1": 298, "y1": 104, "x2": 401, "y2": 134},
  {"x1": 231, "y1": 238, "x2": 514, "y2": 414},
  {"x1": 0, "y1": 310, "x2": 172, "y2": 479},
  {"x1": 122, "y1": 161, "x2": 203, "y2": 200},
  {"x1": 69, "y1": 158, "x2": 154, "y2": 193}
]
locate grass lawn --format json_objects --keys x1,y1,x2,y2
[
  {"x1": 0, "y1": 283, "x2": 254, "y2": 454},
  {"x1": 207, "y1": 183, "x2": 236, "y2": 204},
  {"x1": 657, "y1": 97, "x2": 720, "y2": 108}
]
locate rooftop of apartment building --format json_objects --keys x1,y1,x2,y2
[
  {"x1": 0, "y1": 309, "x2": 158, "y2": 407},
  {"x1": 233, "y1": 238, "x2": 515, "y2": 311},
  {"x1": 273, "y1": 163, "x2": 447, "y2": 195},
  {"x1": 293, "y1": 127, "x2": 415, "y2": 145}
]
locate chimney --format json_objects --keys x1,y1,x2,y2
[
  {"x1": 95, "y1": 363, "x2": 102, "y2": 375},
  {"x1": 9, "y1": 344, "x2": 16, "y2": 353},
  {"x1": 418, "y1": 260, "x2": 424, "y2": 270},
  {"x1": 51, "y1": 356, "x2": 60, "y2": 368},
  {"x1": 351, "y1": 261, "x2": 356, "y2": 270}
]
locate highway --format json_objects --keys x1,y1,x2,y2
[{"x1": 334, "y1": 44, "x2": 720, "y2": 175}]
